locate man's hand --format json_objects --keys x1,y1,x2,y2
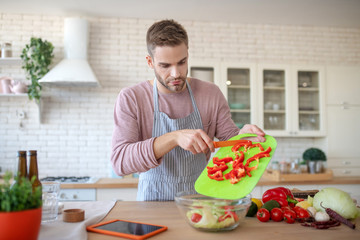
[
  {"x1": 175, "y1": 129, "x2": 215, "y2": 155},
  {"x1": 239, "y1": 124, "x2": 266, "y2": 142}
]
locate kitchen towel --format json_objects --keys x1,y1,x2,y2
[{"x1": 39, "y1": 200, "x2": 116, "y2": 240}]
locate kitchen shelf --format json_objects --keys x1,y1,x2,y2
[
  {"x1": 0, "y1": 57, "x2": 22, "y2": 65},
  {"x1": 227, "y1": 85, "x2": 250, "y2": 89},
  {"x1": 298, "y1": 87, "x2": 319, "y2": 92},
  {"x1": 230, "y1": 109, "x2": 250, "y2": 113},
  {"x1": 264, "y1": 86, "x2": 285, "y2": 91},
  {"x1": 0, "y1": 93, "x2": 45, "y2": 123}
]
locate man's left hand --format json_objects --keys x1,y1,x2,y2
[{"x1": 239, "y1": 124, "x2": 266, "y2": 142}]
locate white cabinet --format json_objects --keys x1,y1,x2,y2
[
  {"x1": 326, "y1": 65, "x2": 360, "y2": 177},
  {"x1": 188, "y1": 61, "x2": 326, "y2": 137},
  {"x1": 188, "y1": 60, "x2": 220, "y2": 84},
  {"x1": 258, "y1": 64, "x2": 326, "y2": 137},
  {"x1": 326, "y1": 66, "x2": 360, "y2": 105},
  {"x1": 220, "y1": 63, "x2": 258, "y2": 128}
]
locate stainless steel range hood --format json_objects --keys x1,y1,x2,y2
[{"x1": 39, "y1": 17, "x2": 100, "y2": 87}]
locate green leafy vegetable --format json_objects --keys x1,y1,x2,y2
[
  {"x1": 303, "y1": 148, "x2": 326, "y2": 161},
  {"x1": 313, "y1": 187, "x2": 359, "y2": 219},
  {"x1": 302, "y1": 148, "x2": 327, "y2": 161},
  {"x1": 0, "y1": 172, "x2": 42, "y2": 212}
]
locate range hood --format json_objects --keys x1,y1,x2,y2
[{"x1": 39, "y1": 17, "x2": 100, "y2": 87}]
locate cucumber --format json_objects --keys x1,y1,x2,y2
[
  {"x1": 261, "y1": 200, "x2": 280, "y2": 212},
  {"x1": 246, "y1": 201, "x2": 258, "y2": 217}
]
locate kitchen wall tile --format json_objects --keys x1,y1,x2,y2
[{"x1": 0, "y1": 13, "x2": 359, "y2": 177}]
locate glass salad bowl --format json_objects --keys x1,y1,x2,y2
[{"x1": 174, "y1": 190, "x2": 251, "y2": 232}]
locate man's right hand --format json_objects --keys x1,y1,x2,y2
[
  {"x1": 175, "y1": 129, "x2": 215, "y2": 155},
  {"x1": 153, "y1": 129, "x2": 214, "y2": 160}
]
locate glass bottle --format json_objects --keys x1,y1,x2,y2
[
  {"x1": 17, "y1": 151, "x2": 28, "y2": 182},
  {"x1": 28, "y1": 150, "x2": 42, "y2": 191},
  {"x1": 1, "y1": 42, "x2": 12, "y2": 58}
]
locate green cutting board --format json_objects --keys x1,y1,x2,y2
[{"x1": 195, "y1": 134, "x2": 277, "y2": 200}]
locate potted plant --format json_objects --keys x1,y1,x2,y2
[
  {"x1": 302, "y1": 148, "x2": 327, "y2": 174},
  {"x1": 0, "y1": 172, "x2": 42, "y2": 240},
  {"x1": 20, "y1": 37, "x2": 54, "y2": 104}
]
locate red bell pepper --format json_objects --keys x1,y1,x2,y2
[{"x1": 262, "y1": 187, "x2": 298, "y2": 208}]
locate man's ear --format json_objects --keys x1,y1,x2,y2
[{"x1": 146, "y1": 55, "x2": 154, "y2": 69}]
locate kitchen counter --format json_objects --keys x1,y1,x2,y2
[
  {"x1": 60, "y1": 176, "x2": 360, "y2": 189},
  {"x1": 88, "y1": 201, "x2": 360, "y2": 240}
]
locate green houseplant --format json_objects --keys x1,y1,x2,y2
[
  {"x1": 302, "y1": 148, "x2": 327, "y2": 174},
  {"x1": 0, "y1": 172, "x2": 43, "y2": 240},
  {"x1": 21, "y1": 37, "x2": 54, "y2": 103}
]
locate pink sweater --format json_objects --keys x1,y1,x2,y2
[{"x1": 111, "y1": 78, "x2": 240, "y2": 176}]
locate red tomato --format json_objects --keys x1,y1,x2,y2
[
  {"x1": 270, "y1": 208, "x2": 283, "y2": 222},
  {"x1": 283, "y1": 209, "x2": 296, "y2": 224},
  {"x1": 293, "y1": 206, "x2": 310, "y2": 219},
  {"x1": 218, "y1": 211, "x2": 239, "y2": 222},
  {"x1": 191, "y1": 213, "x2": 202, "y2": 223},
  {"x1": 256, "y1": 208, "x2": 270, "y2": 222},
  {"x1": 281, "y1": 206, "x2": 291, "y2": 212}
]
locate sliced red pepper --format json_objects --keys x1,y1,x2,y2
[
  {"x1": 232, "y1": 152, "x2": 244, "y2": 169},
  {"x1": 247, "y1": 143, "x2": 264, "y2": 151},
  {"x1": 207, "y1": 163, "x2": 228, "y2": 174},
  {"x1": 207, "y1": 170, "x2": 224, "y2": 181},
  {"x1": 213, "y1": 156, "x2": 233, "y2": 165},
  {"x1": 231, "y1": 140, "x2": 252, "y2": 153}
]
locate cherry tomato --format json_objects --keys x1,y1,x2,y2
[
  {"x1": 191, "y1": 213, "x2": 202, "y2": 223},
  {"x1": 256, "y1": 208, "x2": 270, "y2": 222},
  {"x1": 283, "y1": 209, "x2": 296, "y2": 224},
  {"x1": 293, "y1": 206, "x2": 310, "y2": 219},
  {"x1": 270, "y1": 208, "x2": 283, "y2": 222},
  {"x1": 281, "y1": 206, "x2": 291, "y2": 212}
]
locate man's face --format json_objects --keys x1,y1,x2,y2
[{"x1": 147, "y1": 43, "x2": 188, "y2": 93}]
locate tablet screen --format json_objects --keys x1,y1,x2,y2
[{"x1": 94, "y1": 220, "x2": 163, "y2": 236}]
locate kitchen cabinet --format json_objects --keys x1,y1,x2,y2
[
  {"x1": 188, "y1": 60, "x2": 220, "y2": 84},
  {"x1": 220, "y1": 63, "x2": 257, "y2": 128},
  {"x1": 325, "y1": 65, "x2": 360, "y2": 177},
  {"x1": 258, "y1": 64, "x2": 326, "y2": 137},
  {"x1": 188, "y1": 60, "x2": 326, "y2": 137}
]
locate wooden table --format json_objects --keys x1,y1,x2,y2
[{"x1": 88, "y1": 201, "x2": 360, "y2": 240}]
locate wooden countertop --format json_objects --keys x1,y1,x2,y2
[
  {"x1": 88, "y1": 201, "x2": 360, "y2": 240},
  {"x1": 60, "y1": 176, "x2": 360, "y2": 189}
]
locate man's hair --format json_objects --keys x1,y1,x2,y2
[{"x1": 146, "y1": 19, "x2": 188, "y2": 57}]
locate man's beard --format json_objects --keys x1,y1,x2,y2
[{"x1": 154, "y1": 70, "x2": 188, "y2": 93}]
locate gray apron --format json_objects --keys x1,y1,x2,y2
[{"x1": 136, "y1": 79, "x2": 207, "y2": 201}]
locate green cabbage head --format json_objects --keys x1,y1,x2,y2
[{"x1": 313, "y1": 187, "x2": 359, "y2": 219}]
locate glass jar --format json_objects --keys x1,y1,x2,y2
[{"x1": 1, "y1": 42, "x2": 12, "y2": 58}]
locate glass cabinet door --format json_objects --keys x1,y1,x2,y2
[
  {"x1": 262, "y1": 70, "x2": 286, "y2": 131},
  {"x1": 227, "y1": 68, "x2": 251, "y2": 129},
  {"x1": 190, "y1": 67, "x2": 214, "y2": 83},
  {"x1": 297, "y1": 71, "x2": 320, "y2": 131}
]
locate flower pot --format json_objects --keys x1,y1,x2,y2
[{"x1": 0, "y1": 207, "x2": 42, "y2": 240}]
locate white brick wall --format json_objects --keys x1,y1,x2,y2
[{"x1": 0, "y1": 13, "x2": 359, "y2": 177}]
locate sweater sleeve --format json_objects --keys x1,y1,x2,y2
[{"x1": 111, "y1": 89, "x2": 160, "y2": 176}]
